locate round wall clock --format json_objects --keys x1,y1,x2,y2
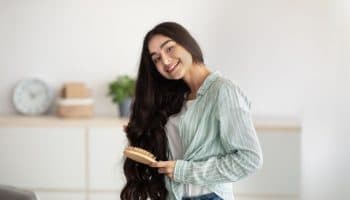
[{"x1": 12, "y1": 78, "x2": 53, "y2": 115}]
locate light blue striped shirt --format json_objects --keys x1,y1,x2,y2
[{"x1": 165, "y1": 71, "x2": 263, "y2": 200}]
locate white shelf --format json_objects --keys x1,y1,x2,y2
[
  {"x1": 0, "y1": 116, "x2": 128, "y2": 128},
  {"x1": 0, "y1": 115, "x2": 301, "y2": 133}
]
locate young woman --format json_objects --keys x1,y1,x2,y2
[{"x1": 121, "y1": 22, "x2": 263, "y2": 200}]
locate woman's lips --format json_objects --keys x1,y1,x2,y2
[{"x1": 166, "y1": 61, "x2": 180, "y2": 73}]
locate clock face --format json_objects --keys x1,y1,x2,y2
[{"x1": 13, "y1": 79, "x2": 53, "y2": 115}]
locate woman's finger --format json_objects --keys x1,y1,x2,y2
[
  {"x1": 150, "y1": 160, "x2": 175, "y2": 168},
  {"x1": 166, "y1": 173, "x2": 173, "y2": 179},
  {"x1": 158, "y1": 167, "x2": 173, "y2": 174}
]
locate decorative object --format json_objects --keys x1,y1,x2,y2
[
  {"x1": 56, "y1": 82, "x2": 94, "y2": 118},
  {"x1": 0, "y1": 184, "x2": 38, "y2": 200},
  {"x1": 108, "y1": 75, "x2": 135, "y2": 117},
  {"x1": 12, "y1": 78, "x2": 53, "y2": 115},
  {"x1": 61, "y1": 82, "x2": 90, "y2": 98}
]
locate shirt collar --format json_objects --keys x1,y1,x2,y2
[{"x1": 197, "y1": 71, "x2": 221, "y2": 96}]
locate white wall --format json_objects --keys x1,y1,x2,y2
[
  {"x1": 0, "y1": 0, "x2": 349, "y2": 199},
  {"x1": 0, "y1": 0, "x2": 315, "y2": 117},
  {"x1": 0, "y1": 0, "x2": 220, "y2": 116},
  {"x1": 302, "y1": 0, "x2": 350, "y2": 199}
]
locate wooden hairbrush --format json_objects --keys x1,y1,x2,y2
[{"x1": 123, "y1": 146, "x2": 156, "y2": 165}]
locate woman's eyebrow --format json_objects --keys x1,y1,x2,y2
[
  {"x1": 160, "y1": 39, "x2": 173, "y2": 49},
  {"x1": 150, "y1": 39, "x2": 174, "y2": 57}
]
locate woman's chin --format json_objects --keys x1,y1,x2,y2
[{"x1": 168, "y1": 71, "x2": 184, "y2": 80}]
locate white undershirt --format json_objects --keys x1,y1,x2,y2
[{"x1": 165, "y1": 100, "x2": 211, "y2": 197}]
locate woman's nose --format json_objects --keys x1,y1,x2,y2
[{"x1": 161, "y1": 55, "x2": 171, "y2": 65}]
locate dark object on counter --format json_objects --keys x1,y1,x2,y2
[{"x1": 0, "y1": 184, "x2": 38, "y2": 200}]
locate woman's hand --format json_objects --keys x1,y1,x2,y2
[{"x1": 150, "y1": 160, "x2": 176, "y2": 179}]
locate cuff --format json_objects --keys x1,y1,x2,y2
[{"x1": 173, "y1": 160, "x2": 188, "y2": 183}]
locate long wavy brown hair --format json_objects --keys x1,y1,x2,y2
[{"x1": 120, "y1": 22, "x2": 204, "y2": 200}]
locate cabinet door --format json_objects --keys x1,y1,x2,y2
[
  {"x1": 89, "y1": 127, "x2": 127, "y2": 193},
  {"x1": 233, "y1": 132, "x2": 301, "y2": 196},
  {"x1": 0, "y1": 127, "x2": 86, "y2": 189}
]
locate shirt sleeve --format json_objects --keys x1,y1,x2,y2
[{"x1": 173, "y1": 80, "x2": 263, "y2": 185}]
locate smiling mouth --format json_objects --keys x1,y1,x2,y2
[{"x1": 166, "y1": 61, "x2": 180, "y2": 73}]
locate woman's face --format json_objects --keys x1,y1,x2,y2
[{"x1": 148, "y1": 34, "x2": 193, "y2": 80}]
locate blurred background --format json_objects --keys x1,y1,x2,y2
[{"x1": 0, "y1": 0, "x2": 349, "y2": 200}]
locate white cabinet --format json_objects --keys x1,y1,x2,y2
[
  {"x1": 0, "y1": 127, "x2": 86, "y2": 189},
  {"x1": 233, "y1": 121, "x2": 301, "y2": 200},
  {"x1": 0, "y1": 116, "x2": 301, "y2": 200},
  {"x1": 0, "y1": 116, "x2": 128, "y2": 200},
  {"x1": 88, "y1": 127, "x2": 127, "y2": 191}
]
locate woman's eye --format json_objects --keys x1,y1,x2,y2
[
  {"x1": 153, "y1": 57, "x2": 160, "y2": 63},
  {"x1": 166, "y1": 46, "x2": 174, "y2": 53}
]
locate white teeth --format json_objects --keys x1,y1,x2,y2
[
  {"x1": 167, "y1": 62, "x2": 178, "y2": 72},
  {"x1": 168, "y1": 65, "x2": 176, "y2": 71}
]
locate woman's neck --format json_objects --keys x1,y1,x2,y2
[{"x1": 183, "y1": 64, "x2": 211, "y2": 100}]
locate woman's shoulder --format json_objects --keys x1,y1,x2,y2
[{"x1": 211, "y1": 72, "x2": 252, "y2": 107}]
